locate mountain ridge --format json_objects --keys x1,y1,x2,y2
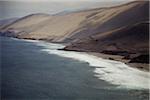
[
  {"x1": 1, "y1": 1, "x2": 148, "y2": 41},
  {"x1": 0, "y1": 1, "x2": 149, "y2": 70}
]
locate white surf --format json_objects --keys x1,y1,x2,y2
[{"x1": 26, "y1": 40, "x2": 150, "y2": 90}]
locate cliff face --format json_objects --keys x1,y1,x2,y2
[
  {"x1": 64, "y1": 1, "x2": 149, "y2": 42},
  {"x1": 64, "y1": 22, "x2": 149, "y2": 54},
  {"x1": 63, "y1": 1, "x2": 149, "y2": 57},
  {"x1": 0, "y1": 11, "x2": 95, "y2": 41},
  {"x1": 1, "y1": 1, "x2": 148, "y2": 41},
  {"x1": 0, "y1": 1, "x2": 149, "y2": 58}
]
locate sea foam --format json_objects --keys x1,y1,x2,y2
[{"x1": 29, "y1": 40, "x2": 150, "y2": 89}]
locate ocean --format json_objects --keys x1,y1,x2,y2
[{"x1": 1, "y1": 37, "x2": 149, "y2": 100}]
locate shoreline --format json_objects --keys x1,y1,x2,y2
[
  {"x1": 2, "y1": 36, "x2": 149, "y2": 89},
  {"x1": 2, "y1": 38, "x2": 148, "y2": 100},
  {"x1": 60, "y1": 47, "x2": 149, "y2": 72},
  {"x1": 33, "y1": 40, "x2": 149, "y2": 89},
  {"x1": 88, "y1": 52, "x2": 149, "y2": 72},
  {"x1": 7, "y1": 36, "x2": 150, "y2": 71}
]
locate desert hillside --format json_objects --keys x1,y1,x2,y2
[
  {"x1": 0, "y1": 1, "x2": 148, "y2": 41},
  {"x1": 64, "y1": 22, "x2": 149, "y2": 55},
  {"x1": 63, "y1": 1, "x2": 149, "y2": 65},
  {"x1": 63, "y1": 1, "x2": 148, "y2": 66},
  {"x1": 64, "y1": 1, "x2": 148, "y2": 42},
  {"x1": 0, "y1": 1, "x2": 149, "y2": 66},
  {"x1": 0, "y1": 11, "x2": 96, "y2": 41}
]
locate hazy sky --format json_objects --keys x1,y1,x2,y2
[{"x1": 0, "y1": 0, "x2": 135, "y2": 20}]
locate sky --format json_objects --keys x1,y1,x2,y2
[{"x1": 0, "y1": 0, "x2": 135, "y2": 20}]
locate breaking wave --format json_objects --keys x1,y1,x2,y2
[{"x1": 25, "y1": 40, "x2": 150, "y2": 89}]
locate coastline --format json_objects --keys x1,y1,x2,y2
[
  {"x1": 8, "y1": 36, "x2": 150, "y2": 71},
  {"x1": 33, "y1": 40, "x2": 149, "y2": 89},
  {"x1": 0, "y1": 1, "x2": 149, "y2": 99},
  {"x1": 2, "y1": 36, "x2": 149, "y2": 89},
  {"x1": 1, "y1": 36, "x2": 149, "y2": 100},
  {"x1": 88, "y1": 52, "x2": 149, "y2": 72},
  {"x1": 60, "y1": 47, "x2": 149, "y2": 72}
]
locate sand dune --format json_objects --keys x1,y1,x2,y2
[
  {"x1": 0, "y1": 1, "x2": 149, "y2": 69},
  {"x1": 1, "y1": 1, "x2": 148, "y2": 42}
]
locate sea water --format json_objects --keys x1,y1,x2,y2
[{"x1": 1, "y1": 37, "x2": 149, "y2": 100}]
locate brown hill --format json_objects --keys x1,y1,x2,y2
[
  {"x1": 0, "y1": 1, "x2": 148, "y2": 43},
  {"x1": 63, "y1": 1, "x2": 149, "y2": 42},
  {"x1": 63, "y1": 1, "x2": 149, "y2": 57},
  {"x1": 1, "y1": 10, "x2": 101, "y2": 41},
  {"x1": 64, "y1": 22, "x2": 149, "y2": 55},
  {"x1": 0, "y1": 1, "x2": 149, "y2": 65}
]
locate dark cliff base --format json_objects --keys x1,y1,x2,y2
[
  {"x1": 61, "y1": 47, "x2": 149, "y2": 71},
  {"x1": 1, "y1": 35, "x2": 149, "y2": 71},
  {"x1": 61, "y1": 22, "x2": 149, "y2": 71}
]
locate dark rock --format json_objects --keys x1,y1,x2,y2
[
  {"x1": 129, "y1": 54, "x2": 149, "y2": 63},
  {"x1": 101, "y1": 50, "x2": 129, "y2": 56},
  {"x1": 108, "y1": 57, "x2": 114, "y2": 60},
  {"x1": 123, "y1": 55, "x2": 130, "y2": 59}
]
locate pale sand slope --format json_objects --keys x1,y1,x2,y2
[
  {"x1": 62, "y1": 1, "x2": 149, "y2": 71},
  {"x1": 0, "y1": 1, "x2": 149, "y2": 71},
  {"x1": 0, "y1": 1, "x2": 146, "y2": 42}
]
